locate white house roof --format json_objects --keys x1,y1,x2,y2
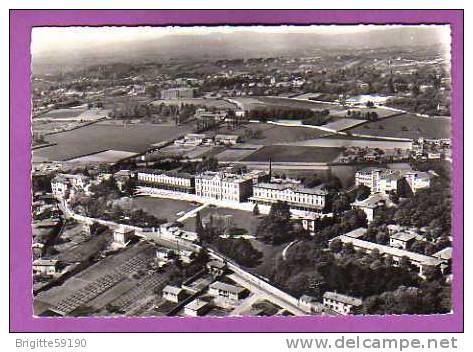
[
  {"x1": 352, "y1": 193, "x2": 389, "y2": 209},
  {"x1": 336, "y1": 235, "x2": 443, "y2": 266},
  {"x1": 432, "y1": 247, "x2": 452, "y2": 261},
  {"x1": 163, "y1": 285, "x2": 184, "y2": 295},
  {"x1": 323, "y1": 291, "x2": 362, "y2": 306},
  {"x1": 185, "y1": 299, "x2": 208, "y2": 311},
  {"x1": 33, "y1": 259, "x2": 59, "y2": 266},
  {"x1": 210, "y1": 281, "x2": 246, "y2": 294},
  {"x1": 390, "y1": 231, "x2": 417, "y2": 242},
  {"x1": 255, "y1": 182, "x2": 328, "y2": 196},
  {"x1": 344, "y1": 227, "x2": 367, "y2": 239}
]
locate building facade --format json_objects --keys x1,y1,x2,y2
[
  {"x1": 250, "y1": 182, "x2": 328, "y2": 213},
  {"x1": 162, "y1": 285, "x2": 186, "y2": 303},
  {"x1": 209, "y1": 281, "x2": 247, "y2": 301},
  {"x1": 113, "y1": 226, "x2": 134, "y2": 246},
  {"x1": 160, "y1": 87, "x2": 195, "y2": 99},
  {"x1": 355, "y1": 167, "x2": 432, "y2": 195},
  {"x1": 195, "y1": 171, "x2": 253, "y2": 202},
  {"x1": 184, "y1": 299, "x2": 209, "y2": 316},
  {"x1": 33, "y1": 259, "x2": 60, "y2": 276},
  {"x1": 51, "y1": 174, "x2": 89, "y2": 199},
  {"x1": 389, "y1": 232, "x2": 417, "y2": 249},
  {"x1": 404, "y1": 171, "x2": 432, "y2": 194},
  {"x1": 332, "y1": 235, "x2": 444, "y2": 277},
  {"x1": 136, "y1": 170, "x2": 195, "y2": 193},
  {"x1": 323, "y1": 291, "x2": 362, "y2": 315},
  {"x1": 351, "y1": 193, "x2": 391, "y2": 223}
]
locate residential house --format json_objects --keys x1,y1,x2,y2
[{"x1": 323, "y1": 291, "x2": 362, "y2": 315}]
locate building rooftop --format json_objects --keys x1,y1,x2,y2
[
  {"x1": 299, "y1": 294, "x2": 317, "y2": 303},
  {"x1": 323, "y1": 291, "x2": 362, "y2": 306},
  {"x1": 114, "y1": 226, "x2": 134, "y2": 234},
  {"x1": 163, "y1": 285, "x2": 184, "y2": 295},
  {"x1": 52, "y1": 173, "x2": 89, "y2": 183},
  {"x1": 255, "y1": 182, "x2": 328, "y2": 196},
  {"x1": 352, "y1": 193, "x2": 389, "y2": 209},
  {"x1": 163, "y1": 87, "x2": 194, "y2": 91},
  {"x1": 207, "y1": 260, "x2": 226, "y2": 269},
  {"x1": 432, "y1": 247, "x2": 452, "y2": 261},
  {"x1": 185, "y1": 299, "x2": 209, "y2": 311},
  {"x1": 210, "y1": 281, "x2": 246, "y2": 294},
  {"x1": 33, "y1": 259, "x2": 59, "y2": 266},
  {"x1": 335, "y1": 235, "x2": 443, "y2": 266},
  {"x1": 405, "y1": 171, "x2": 433, "y2": 180},
  {"x1": 356, "y1": 167, "x2": 386, "y2": 175},
  {"x1": 137, "y1": 168, "x2": 195, "y2": 179},
  {"x1": 196, "y1": 171, "x2": 252, "y2": 184},
  {"x1": 390, "y1": 232, "x2": 417, "y2": 242},
  {"x1": 215, "y1": 134, "x2": 240, "y2": 140},
  {"x1": 344, "y1": 227, "x2": 367, "y2": 239}
]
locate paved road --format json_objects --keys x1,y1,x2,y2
[
  {"x1": 229, "y1": 293, "x2": 261, "y2": 316},
  {"x1": 228, "y1": 273, "x2": 308, "y2": 316},
  {"x1": 282, "y1": 240, "x2": 299, "y2": 261},
  {"x1": 176, "y1": 203, "x2": 209, "y2": 222}
]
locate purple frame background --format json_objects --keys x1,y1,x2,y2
[{"x1": 10, "y1": 9, "x2": 463, "y2": 333}]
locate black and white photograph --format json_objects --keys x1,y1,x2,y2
[{"x1": 30, "y1": 24, "x2": 453, "y2": 319}]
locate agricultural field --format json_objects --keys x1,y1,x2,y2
[
  {"x1": 33, "y1": 109, "x2": 109, "y2": 135},
  {"x1": 242, "y1": 145, "x2": 343, "y2": 163},
  {"x1": 330, "y1": 107, "x2": 403, "y2": 119},
  {"x1": 33, "y1": 120, "x2": 84, "y2": 134},
  {"x1": 130, "y1": 197, "x2": 198, "y2": 222},
  {"x1": 233, "y1": 96, "x2": 345, "y2": 111},
  {"x1": 320, "y1": 118, "x2": 367, "y2": 132},
  {"x1": 37, "y1": 107, "x2": 87, "y2": 119},
  {"x1": 66, "y1": 150, "x2": 139, "y2": 164},
  {"x1": 151, "y1": 97, "x2": 236, "y2": 110},
  {"x1": 33, "y1": 123, "x2": 193, "y2": 161},
  {"x1": 294, "y1": 137, "x2": 413, "y2": 150},
  {"x1": 101, "y1": 96, "x2": 152, "y2": 110},
  {"x1": 214, "y1": 145, "x2": 262, "y2": 162},
  {"x1": 348, "y1": 114, "x2": 451, "y2": 139},
  {"x1": 217, "y1": 123, "x2": 332, "y2": 145}
]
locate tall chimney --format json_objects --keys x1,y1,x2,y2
[{"x1": 269, "y1": 157, "x2": 272, "y2": 181}]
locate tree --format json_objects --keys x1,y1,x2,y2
[
  {"x1": 252, "y1": 203, "x2": 260, "y2": 216},
  {"x1": 399, "y1": 256, "x2": 411, "y2": 271},
  {"x1": 256, "y1": 201, "x2": 293, "y2": 245},
  {"x1": 212, "y1": 238, "x2": 263, "y2": 267},
  {"x1": 122, "y1": 177, "x2": 135, "y2": 197},
  {"x1": 375, "y1": 231, "x2": 389, "y2": 245},
  {"x1": 329, "y1": 238, "x2": 343, "y2": 253},
  {"x1": 356, "y1": 185, "x2": 371, "y2": 201},
  {"x1": 269, "y1": 201, "x2": 291, "y2": 222},
  {"x1": 332, "y1": 194, "x2": 351, "y2": 214},
  {"x1": 388, "y1": 190, "x2": 399, "y2": 204},
  {"x1": 195, "y1": 211, "x2": 204, "y2": 236}
]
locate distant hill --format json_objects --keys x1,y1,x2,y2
[{"x1": 32, "y1": 26, "x2": 449, "y2": 73}]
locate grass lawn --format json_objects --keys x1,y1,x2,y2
[
  {"x1": 348, "y1": 114, "x2": 451, "y2": 139},
  {"x1": 182, "y1": 207, "x2": 262, "y2": 235},
  {"x1": 131, "y1": 196, "x2": 198, "y2": 222},
  {"x1": 242, "y1": 145, "x2": 343, "y2": 163}
]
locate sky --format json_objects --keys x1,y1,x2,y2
[{"x1": 31, "y1": 24, "x2": 450, "y2": 55}]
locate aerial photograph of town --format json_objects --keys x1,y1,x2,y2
[{"x1": 31, "y1": 25, "x2": 452, "y2": 318}]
